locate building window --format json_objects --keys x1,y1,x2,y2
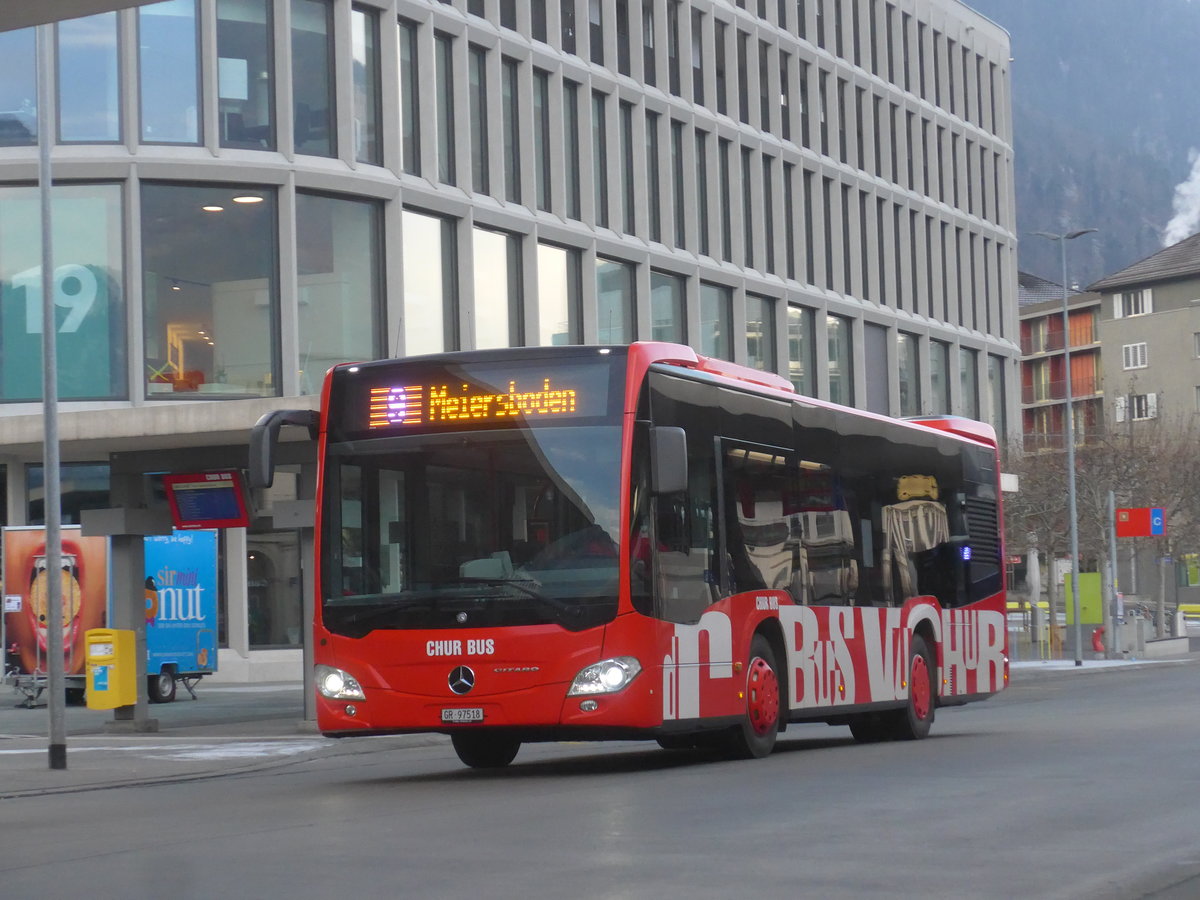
[
  {"x1": 537, "y1": 243, "x2": 581, "y2": 346},
  {"x1": 26, "y1": 464, "x2": 110, "y2": 525},
  {"x1": 695, "y1": 130, "x2": 710, "y2": 256},
  {"x1": 650, "y1": 270, "x2": 685, "y2": 342},
  {"x1": 291, "y1": 0, "x2": 335, "y2": 157},
  {"x1": 564, "y1": 80, "x2": 582, "y2": 219},
  {"x1": 827, "y1": 314, "x2": 853, "y2": 406},
  {"x1": 1, "y1": 183, "x2": 126, "y2": 402},
  {"x1": 672, "y1": 120, "x2": 686, "y2": 248},
  {"x1": 714, "y1": 20, "x2": 727, "y2": 116},
  {"x1": 435, "y1": 32, "x2": 456, "y2": 185},
  {"x1": 719, "y1": 138, "x2": 732, "y2": 262},
  {"x1": 473, "y1": 227, "x2": 522, "y2": 349},
  {"x1": 1116, "y1": 393, "x2": 1158, "y2": 422},
  {"x1": 787, "y1": 304, "x2": 815, "y2": 396},
  {"x1": 960, "y1": 346, "x2": 980, "y2": 420},
  {"x1": 58, "y1": 12, "x2": 121, "y2": 143},
  {"x1": 746, "y1": 294, "x2": 776, "y2": 372},
  {"x1": 534, "y1": 70, "x2": 552, "y2": 212},
  {"x1": 897, "y1": 332, "x2": 920, "y2": 417},
  {"x1": 402, "y1": 209, "x2": 457, "y2": 355},
  {"x1": 691, "y1": 9, "x2": 705, "y2": 106},
  {"x1": 399, "y1": 19, "x2": 420, "y2": 175},
  {"x1": 247, "y1": 529, "x2": 302, "y2": 648},
  {"x1": 646, "y1": 111, "x2": 661, "y2": 242},
  {"x1": 988, "y1": 354, "x2": 1007, "y2": 439},
  {"x1": 616, "y1": 0, "x2": 631, "y2": 75},
  {"x1": 700, "y1": 282, "x2": 732, "y2": 360},
  {"x1": 561, "y1": 0, "x2": 576, "y2": 54},
  {"x1": 500, "y1": 0, "x2": 517, "y2": 29},
  {"x1": 596, "y1": 257, "x2": 635, "y2": 344},
  {"x1": 593, "y1": 91, "x2": 609, "y2": 228},
  {"x1": 0, "y1": 28, "x2": 36, "y2": 146},
  {"x1": 642, "y1": 1, "x2": 655, "y2": 87},
  {"x1": 620, "y1": 101, "x2": 636, "y2": 235},
  {"x1": 141, "y1": 183, "x2": 278, "y2": 398},
  {"x1": 216, "y1": 0, "x2": 273, "y2": 150},
  {"x1": 296, "y1": 193, "x2": 381, "y2": 394},
  {"x1": 1116, "y1": 289, "x2": 1152, "y2": 318},
  {"x1": 469, "y1": 46, "x2": 489, "y2": 195},
  {"x1": 502, "y1": 57, "x2": 521, "y2": 204},
  {"x1": 1122, "y1": 342, "x2": 1148, "y2": 370},
  {"x1": 928, "y1": 340, "x2": 949, "y2": 413},
  {"x1": 1194, "y1": 332, "x2": 1200, "y2": 358},
  {"x1": 589, "y1": 0, "x2": 604, "y2": 65},
  {"x1": 351, "y1": 6, "x2": 381, "y2": 164},
  {"x1": 140, "y1": 0, "x2": 200, "y2": 144}
]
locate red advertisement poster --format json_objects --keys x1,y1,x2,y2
[{"x1": 2, "y1": 527, "x2": 108, "y2": 676}]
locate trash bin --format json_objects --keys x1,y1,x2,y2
[{"x1": 85, "y1": 628, "x2": 136, "y2": 710}]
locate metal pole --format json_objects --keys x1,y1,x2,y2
[
  {"x1": 1108, "y1": 490, "x2": 1119, "y2": 659},
  {"x1": 1059, "y1": 236, "x2": 1083, "y2": 666},
  {"x1": 37, "y1": 23, "x2": 67, "y2": 770}
]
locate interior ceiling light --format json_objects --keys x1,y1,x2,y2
[
  {"x1": 170, "y1": 280, "x2": 182, "y2": 291},
  {"x1": 232, "y1": 195, "x2": 264, "y2": 204},
  {"x1": 202, "y1": 205, "x2": 224, "y2": 212}
]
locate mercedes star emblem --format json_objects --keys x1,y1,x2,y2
[{"x1": 448, "y1": 665, "x2": 476, "y2": 695}]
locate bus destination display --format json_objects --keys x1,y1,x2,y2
[{"x1": 367, "y1": 376, "x2": 592, "y2": 430}]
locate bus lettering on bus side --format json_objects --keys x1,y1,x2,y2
[
  {"x1": 860, "y1": 607, "x2": 907, "y2": 702},
  {"x1": 783, "y1": 606, "x2": 857, "y2": 709},
  {"x1": 941, "y1": 608, "x2": 1005, "y2": 695}
]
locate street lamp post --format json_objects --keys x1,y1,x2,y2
[{"x1": 1033, "y1": 228, "x2": 1097, "y2": 667}]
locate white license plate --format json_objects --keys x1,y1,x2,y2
[{"x1": 441, "y1": 707, "x2": 484, "y2": 724}]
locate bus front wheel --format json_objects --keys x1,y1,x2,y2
[
  {"x1": 723, "y1": 634, "x2": 780, "y2": 759},
  {"x1": 451, "y1": 732, "x2": 521, "y2": 768}
]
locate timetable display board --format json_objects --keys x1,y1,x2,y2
[{"x1": 163, "y1": 471, "x2": 250, "y2": 529}]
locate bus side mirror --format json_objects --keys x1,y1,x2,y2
[
  {"x1": 651, "y1": 426, "x2": 688, "y2": 495},
  {"x1": 249, "y1": 409, "x2": 318, "y2": 489}
]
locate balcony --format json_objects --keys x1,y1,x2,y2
[
  {"x1": 1021, "y1": 375, "x2": 1102, "y2": 405},
  {"x1": 1020, "y1": 333, "x2": 1065, "y2": 355}
]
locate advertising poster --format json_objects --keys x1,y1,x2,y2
[
  {"x1": 143, "y1": 530, "x2": 219, "y2": 674},
  {"x1": 2, "y1": 526, "x2": 108, "y2": 676}
]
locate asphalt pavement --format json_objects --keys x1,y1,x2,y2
[{"x1": 2, "y1": 653, "x2": 1193, "y2": 800}]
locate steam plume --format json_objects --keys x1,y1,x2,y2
[{"x1": 1163, "y1": 148, "x2": 1200, "y2": 246}]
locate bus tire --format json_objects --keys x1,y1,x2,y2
[
  {"x1": 723, "y1": 634, "x2": 781, "y2": 759},
  {"x1": 451, "y1": 732, "x2": 521, "y2": 768},
  {"x1": 888, "y1": 634, "x2": 935, "y2": 740},
  {"x1": 148, "y1": 670, "x2": 177, "y2": 704},
  {"x1": 848, "y1": 715, "x2": 889, "y2": 743}
]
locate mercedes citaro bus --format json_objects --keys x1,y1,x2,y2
[{"x1": 251, "y1": 343, "x2": 1008, "y2": 768}]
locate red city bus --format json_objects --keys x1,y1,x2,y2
[{"x1": 251, "y1": 343, "x2": 1008, "y2": 768}]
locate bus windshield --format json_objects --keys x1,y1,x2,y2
[{"x1": 322, "y1": 424, "x2": 623, "y2": 636}]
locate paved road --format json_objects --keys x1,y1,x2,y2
[{"x1": 3, "y1": 659, "x2": 1200, "y2": 899}]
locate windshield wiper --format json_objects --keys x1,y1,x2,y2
[{"x1": 445, "y1": 576, "x2": 578, "y2": 615}]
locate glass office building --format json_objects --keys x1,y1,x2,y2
[{"x1": 0, "y1": 0, "x2": 1018, "y2": 679}]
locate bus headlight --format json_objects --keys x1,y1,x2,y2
[
  {"x1": 316, "y1": 664, "x2": 366, "y2": 700},
  {"x1": 567, "y1": 657, "x2": 642, "y2": 696}
]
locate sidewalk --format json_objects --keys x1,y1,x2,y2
[{"x1": 0, "y1": 680, "x2": 438, "y2": 800}]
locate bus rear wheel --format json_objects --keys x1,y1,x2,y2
[
  {"x1": 722, "y1": 634, "x2": 780, "y2": 759},
  {"x1": 451, "y1": 732, "x2": 521, "y2": 768}
]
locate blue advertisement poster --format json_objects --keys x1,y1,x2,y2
[{"x1": 143, "y1": 530, "x2": 219, "y2": 674}]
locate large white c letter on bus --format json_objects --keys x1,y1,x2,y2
[{"x1": 663, "y1": 611, "x2": 734, "y2": 721}]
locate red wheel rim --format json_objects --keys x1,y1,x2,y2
[
  {"x1": 746, "y1": 656, "x2": 780, "y2": 736},
  {"x1": 909, "y1": 653, "x2": 931, "y2": 721}
]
